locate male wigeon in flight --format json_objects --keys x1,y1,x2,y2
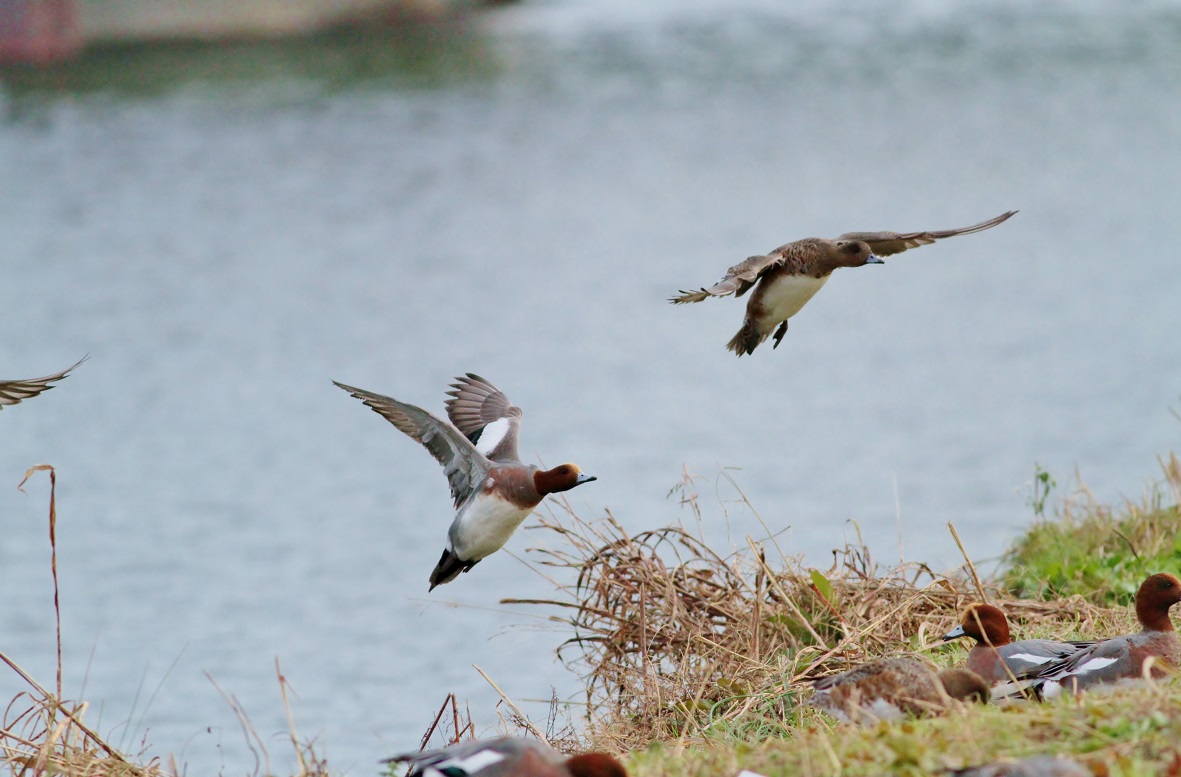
[
  {"x1": 670, "y1": 210, "x2": 1016, "y2": 355},
  {"x1": 1029, "y1": 572, "x2": 1181, "y2": 698},
  {"x1": 383, "y1": 737, "x2": 627, "y2": 777},
  {"x1": 809, "y1": 656, "x2": 989, "y2": 724},
  {"x1": 0, "y1": 357, "x2": 86, "y2": 410},
  {"x1": 941, "y1": 603, "x2": 1094, "y2": 686},
  {"x1": 334, "y1": 374, "x2": 597, "y2": 591}
]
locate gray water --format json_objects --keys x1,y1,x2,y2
[{"x1": 2, "y1": 0, "x2": 1180, "y2": 773}]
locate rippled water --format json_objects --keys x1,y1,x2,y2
[{"x1": 2, "y1": 1, "x2": 1180, "y2": 773}]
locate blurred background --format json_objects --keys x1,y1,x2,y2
[{"x1": 2, "y1": 0, "x2": 1180, "y2": 773}]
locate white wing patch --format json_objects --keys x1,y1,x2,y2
[
  {"x1": 1008, "y1": 653, "x2": 1053, "y2": 665},
  {"x1": 475, "y1": 417, "x2": 512, "y2": 457},
  {"x1": 426, "y1": 750, "x2": 507, "y2": 777},
  {"x1": 1074, "y1": 657, "x2": 1119, "y2": 675}
]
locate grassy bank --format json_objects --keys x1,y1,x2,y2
[
  {"x1": 5, "y1": 456, "x2": 1180, "y2": 776},
  {"x1": 627, "y1": 683, "x2": 1181, "y2": 777},
  {"x1": 504, "y1": 455, "x2": 1181, "y2": 776},
  {"x1": 1001, "y1": 454, "x2": 1181, "y2": 605}
]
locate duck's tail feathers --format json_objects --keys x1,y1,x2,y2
[
  {"x1": 726, "y1": 320, "x2": 765, "y2": 356},
  {"x1": 428, "y1": 548, "x2": 479, "y2": 591}
]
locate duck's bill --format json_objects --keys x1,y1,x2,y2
[
  {"x1": 866, "y1": 254, "x2": 885, "y2": 264},
  {"x1": 577, "y1": 473, "x2": 598, "y2": 484},
  {"x1": 942, "y1": 625, "x2": 966, "y2": 641}
]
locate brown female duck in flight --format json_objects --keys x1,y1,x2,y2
[{"x1": 671, "y1": 210, "x2": 1016, "y2": 355}]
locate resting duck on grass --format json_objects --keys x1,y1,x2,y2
[
  {"x1": 383, "y1": 737, "x2": 627, "y2": 777},
  {"x1": 941, "y1": 603, "x2": 1095, "y2": 686},
  {"x1": 809, "y1": 656, "x2": 989, "y2": 724},
  {"x1": 0, "y1": 357, "x2": 86, "y2": 411},
  {"x1": 1028, "y1": 572, "x2": 1181, "y2": 698},
  {"x1": 334, "y1": 373, "x2": 596, "y2": 590}
]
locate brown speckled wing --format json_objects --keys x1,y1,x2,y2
[
  {"x1": 669, "y1": 253, "x2": 783, "y2": 303},
  {"x1": 837, "y1": 210, "x2": 1017, "y2": 257},
  {"x1": 810, "y1": 656, "x2": 945, "y2": 720},
  {"x1": 444, "y1": 373, "x2": 523, "y2": 463},
  {"x1": 334, "y1": 381, "x2": 490, "y2": 509},
  {"x1": 0, "y1": 356, "x2": 87, "y2": 410},
  {"x1": 810, "y1": 659, "x2": 885, "y2": 691}
]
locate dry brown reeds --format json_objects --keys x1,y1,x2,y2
[
  {"x1": 0, "y1": 671, "x2": 165, "y2": 777},
  {"x1": 3, "y1": 465, "x2": 167, "y2": 777},
  {"x1": 4, "y1": 466, "x2": 327, "y2": 777},
  {"x1": 416, "y1": 693, "x2": 476, "y2": 751},
  {"x1": 506, "y1": 475, "x2": 1130, "y2": 751}
]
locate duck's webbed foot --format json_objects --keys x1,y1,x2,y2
[{"x1": 771, "y1": 320, "x2": 789, "y2": 349}]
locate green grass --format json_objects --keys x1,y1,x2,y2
[
  {"x1": 624, "y1": 683, "x2": 1181, "y2": 777},
  {"x1": 510, "y1": 452, "x2": 1181, "y2": 777},
  {"x1": 1001, "y1": 453, "x2": 1181, "y2": 605}
]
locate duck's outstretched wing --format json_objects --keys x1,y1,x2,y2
[
  {"x1": 334, "y1": 381, "x2": 490, "y2": 509},
  {"x1": 0, "y1": 356, "x2": 87, "y2": 410},
  {"x1": 669, "y1": 253, "x2": 783, "y2": 303},
  {"x1": 837, "y1": 210, "x2": 1016, "y2": 257},
  {"x1": 444, "y1": 373, "x2": 523, "y2": 463}
]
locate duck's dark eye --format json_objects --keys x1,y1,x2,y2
[{"x1": 844, "y1": 243, "x2": 861, "y2": 253}]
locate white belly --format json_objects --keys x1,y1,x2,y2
[
  {"x1": 761, "y1": 274, "x2": 829, "y2": 321},
  {"x1": 449, "y1": 493, "x2": 533, "y2": 561}
]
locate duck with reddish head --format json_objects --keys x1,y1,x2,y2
[
  {"x1": 1031, "y1": 573, "x2": 1181, "y2": 698},
  {"x1": 384, "y1": 737, "x2": 627, "y2": 777},
  {"x1": 334, "y1": 373, "x2": 596, "y2": 590},
  {"x1": 942, "y1": 603, "x2": 1094, "y2": 686}
]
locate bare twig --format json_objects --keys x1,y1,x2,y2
[
  {"x1": 206, "y1": 672, "x2": 269, "y2": 777},
  {"x1": 419, "y1": 693, "x2": 455, "y2": 750},
  {"x1": 473, "y1": 665, "x2": 549, "y2": 746},
  {"x1": 19, "y1": 464, "x2": 63, "y2": 704},
  {"x1": 947, "y1": 522, "x2": 987, "y2": 602}
]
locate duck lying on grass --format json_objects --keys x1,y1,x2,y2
[
  {"x1": 384, "y1": 737, "x2": 627, "y2": 777},
  {"x1": 809, "y1": 655, "x2": 989, "y2": 724},
  {"x1": 942, "y1": 602, "x2": 1094, "y2": 686},
  {"x1": 1027, "y1": 572, "x2": 1181, "y2": 698}
]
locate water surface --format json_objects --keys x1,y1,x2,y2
[{"x1": 2, "y1": 1, "x2": 1180, "y2": 773}]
